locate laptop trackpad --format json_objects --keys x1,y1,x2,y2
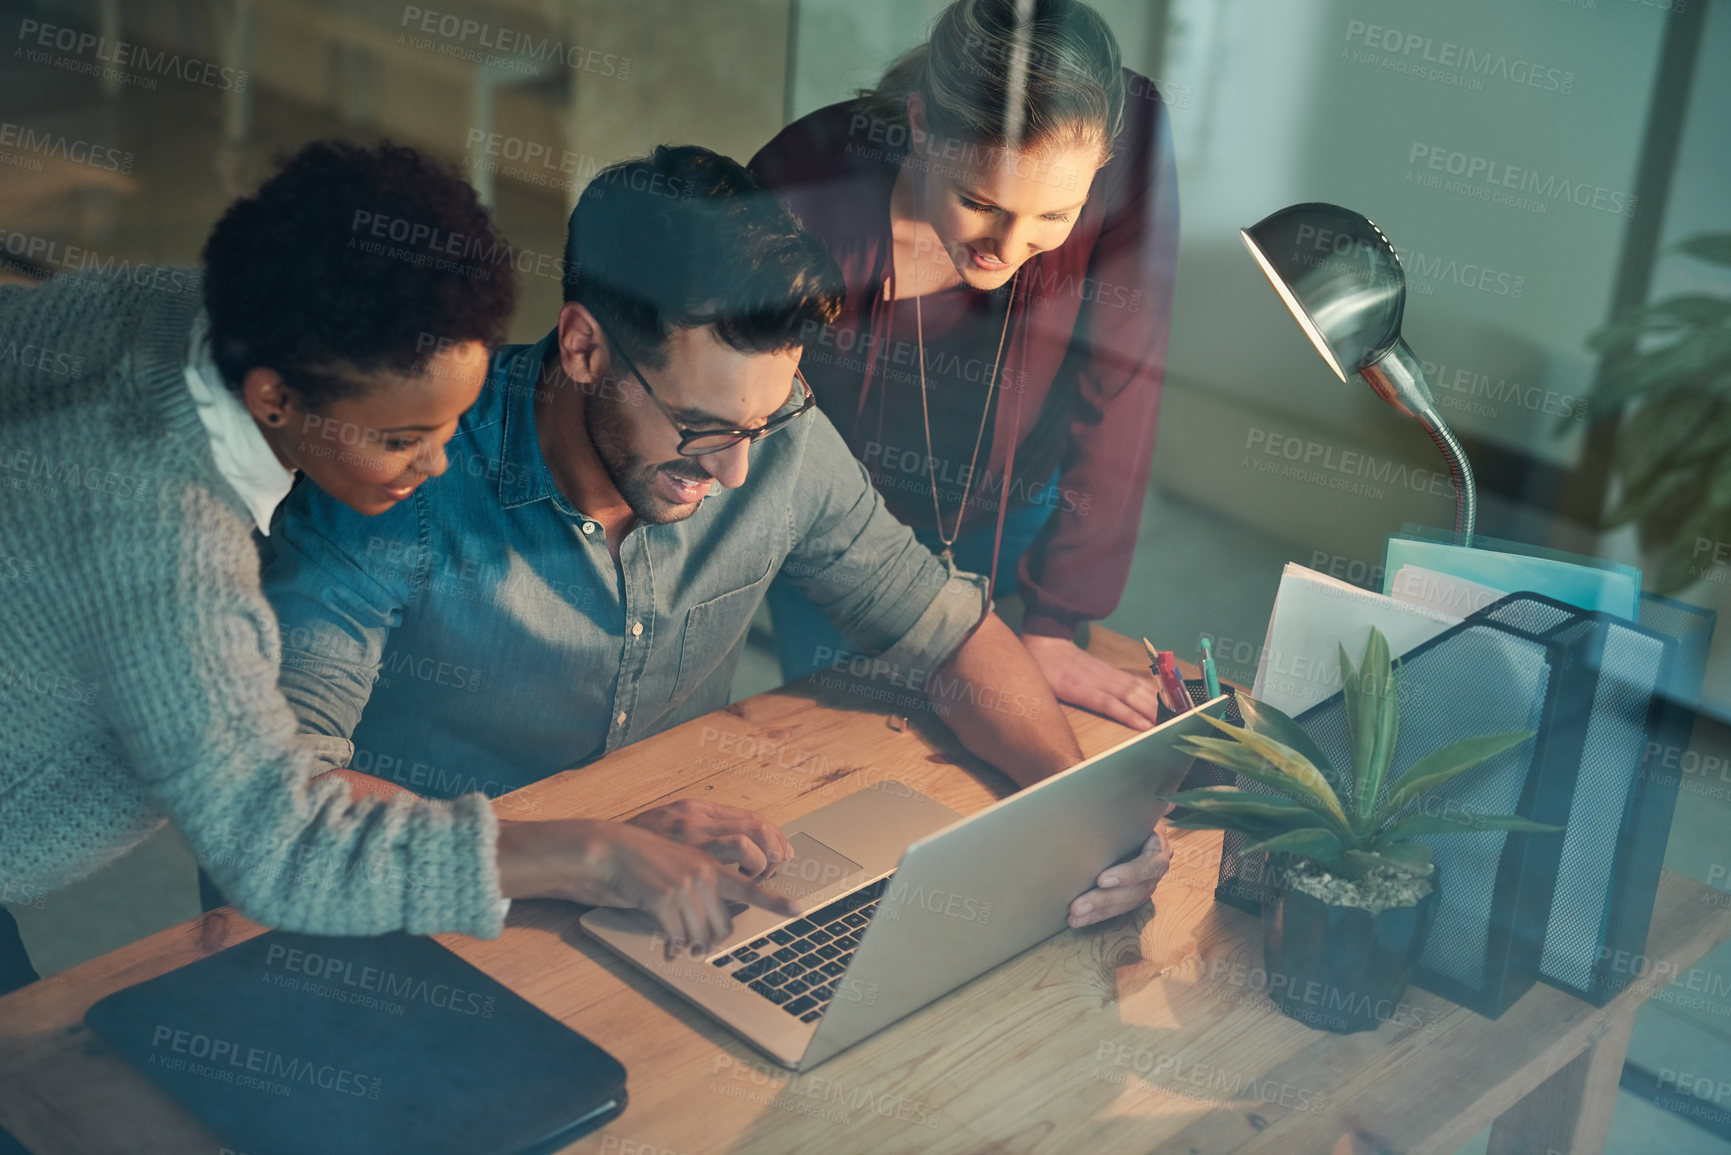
[
  {"x1": 756, "y1": 833, "x2": 863, "y2": 905},
  {"x1": 764, "y1": 833, "x2": 864, "y2": 901}
]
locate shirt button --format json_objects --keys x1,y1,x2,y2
[
  {"x1": 631, "y1": 621, "x2": 643, "y2": 637},
  {"x1": 580, "y1": 522, "x2": 595, "y2": 535},
  {"x1": 616, "y1": 712, "x2": 628, "y2": 726}
]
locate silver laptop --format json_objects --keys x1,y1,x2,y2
[{"x1": 581, "y1": 702, "x2": 1225, "y2": 1070}]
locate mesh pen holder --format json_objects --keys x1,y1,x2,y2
[{"x1": 1156, "y1": 679, "x2": 1241, "y2": 791}]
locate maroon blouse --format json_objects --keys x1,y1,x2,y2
[{"x1": 749, "y1": 72, "x2": 1178, "y2": 640}]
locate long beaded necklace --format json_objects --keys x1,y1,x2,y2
[{"x1": 905, "y1": 260, "x2": 1020, "y2": 574}]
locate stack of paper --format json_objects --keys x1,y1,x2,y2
[
  {"x1": 1252, "y1": 564, "x2": 1458, "y2": 717},
  {"x1": 1388, "y1": 565, "x2": 1505, "y2": 619}
]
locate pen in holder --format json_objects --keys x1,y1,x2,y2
[{"x1": 1158, "y1": 678, "x2": 1242, "y2": 791}]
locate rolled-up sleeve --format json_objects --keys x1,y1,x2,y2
[
  {"x1": 780, "y1": 412, "x2": 989, "y2": 678},
  {"x1": 261, "y1": 481, "x2": 421, "y2": 760}
]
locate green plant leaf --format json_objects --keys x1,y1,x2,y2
[
  {"x1": 1636, "y1": 466, "x2": 1712, "y2": 549},
  {"x1": 1355, "y1": 631, "x2": 1400, "y2": 833},
  {"x1": 1377, "y1": 813, "x2": 1562, "y2": 841},
  {"x1": 1157, "y1": 789, "x2": 1336, "y2": 829},
  {"x1": 1189, "y1": 715, "x2": 1352, "y2": 828},
  {"x1": 1370, "y1": 730, "x2": 1537, "y2": 831},
  {"x1": 1606, "y1": 463, "x2": 1703, "y2": 528},
  {"x1": 1234, "y1": 695, "x2": 1338, "y2": 782},
  {"x1": 1176, "y1": 735, "x2": 1357, "y2": 841},
  {"x1": 1679, "y1": 232, "x2": 1731, "y2": 268},
  {"x1": 1239, "y1": 827, "x2": 1346, "y2": 867},
  {"x1": 1614, "y1": 392, "x2": 1718, "y2": 490},
  {"x1": 1340, "y1": 642, "x2": 1374, "y2": 809}
]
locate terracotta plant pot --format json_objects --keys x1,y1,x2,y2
[{"x1": 1261, "y1": 864, "x2": 1439, "y2": 1034}]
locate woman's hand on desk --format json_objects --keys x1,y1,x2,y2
[
  {"x1": 1021, "y1": 634, "x2": 1163, "y2": 731},
  {"x1": 625, "y1": 799, "x2": 794, "y2": 880},
  {"x1": 496, "y1": 819, "x2": 802, "y2": 959},
  {"x1": 1067, "y1": 808, "x2": 1175, "y2": 928}
]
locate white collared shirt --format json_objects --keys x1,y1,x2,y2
[{"x1": 182, "y1": 310, "x2": 295, "y2": 535}]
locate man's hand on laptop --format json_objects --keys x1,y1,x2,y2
[
  {"x1": 624, "y1": 799, "x2": 795, "y2": 880},
  {"x1": 496, "y1": 819, "x2": 801, "y2": 958},
  {"x1": 1067, "y1": 807, "x2": 1175, "y2": 928}
]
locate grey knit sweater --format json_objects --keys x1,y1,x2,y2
[{"x1": 0, "y1": 269, "x2": 504, "y2": 937}]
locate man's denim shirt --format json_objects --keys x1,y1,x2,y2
[{"x1": 262, "y1": 332, "x2": 988, "y2": 800}]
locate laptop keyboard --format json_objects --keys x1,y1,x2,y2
[{"x1": 709, "y1": 876, "x2": 890, "y2": 1023}]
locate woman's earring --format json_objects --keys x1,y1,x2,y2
[{"x1": 265, "y1": 413, "x2": 285, "y2": 425}]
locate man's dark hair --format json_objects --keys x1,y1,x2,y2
[
  {"x1": 202, "y1": 139, "x2": 517, "y2": 409},
  {"x1": 564, "y1": 144, "x2": 843, "y2": 369}
]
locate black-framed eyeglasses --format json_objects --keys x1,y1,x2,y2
[{"x1": 595, "y1": 319, "x2": 816, "y2": 457}]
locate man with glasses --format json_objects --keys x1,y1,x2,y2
[{"x1": 261, "y1": 145, "x2": 1173, "y2": 930}]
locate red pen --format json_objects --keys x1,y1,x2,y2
[{"x1": 1142, "y1": 638, "x2": 1191, "y2": 714}]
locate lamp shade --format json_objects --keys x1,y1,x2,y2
[
  {"x1": 1240, "y1": 202, "x2": 1406, "y2": 382},
  {"x1": 1240, "y1": 201, "x2": 1477, "y2": 543}
]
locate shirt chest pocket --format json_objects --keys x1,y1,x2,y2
[{"x1": 672, "y1": 566, "x2": 776, "y2": 699}]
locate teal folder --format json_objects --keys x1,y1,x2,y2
[{"x1": 1381, "y1": 526, "x2": 1640, "y2": 620}]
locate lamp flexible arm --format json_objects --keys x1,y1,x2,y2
[{"x1": 1359, "y1": 339, "x2": 1477, "y2": 545}]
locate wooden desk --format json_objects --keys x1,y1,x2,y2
[{"x1": 1, "y1": 629, "x2": 1726, "y2": 1154}]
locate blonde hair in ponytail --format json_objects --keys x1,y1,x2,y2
[{"x1": 857, "y1": 0, "x2": 1125, "y2": 162}]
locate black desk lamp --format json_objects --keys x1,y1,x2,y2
[{"x1": 1241, "y1": 202, "x2": 1477, "y2": 544}]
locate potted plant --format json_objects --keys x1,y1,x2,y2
[
  {"x1": 1159, "y1": 628, "x2": 1555, "y2": 1033},
  {"x1": 1574, "y1": 231, "x2": 1731, "y2": 592}
]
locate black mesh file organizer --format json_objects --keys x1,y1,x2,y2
[
  {"x1": 1468, "y1": 596, "x2": 1677, "y2": 1005},
  {"x1": 1213, "y1": 605, "x2": 1587, "y2": 1018},
  {"x1": 1637, "y1": 591, "x2": 1715, "y2": 709}
]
